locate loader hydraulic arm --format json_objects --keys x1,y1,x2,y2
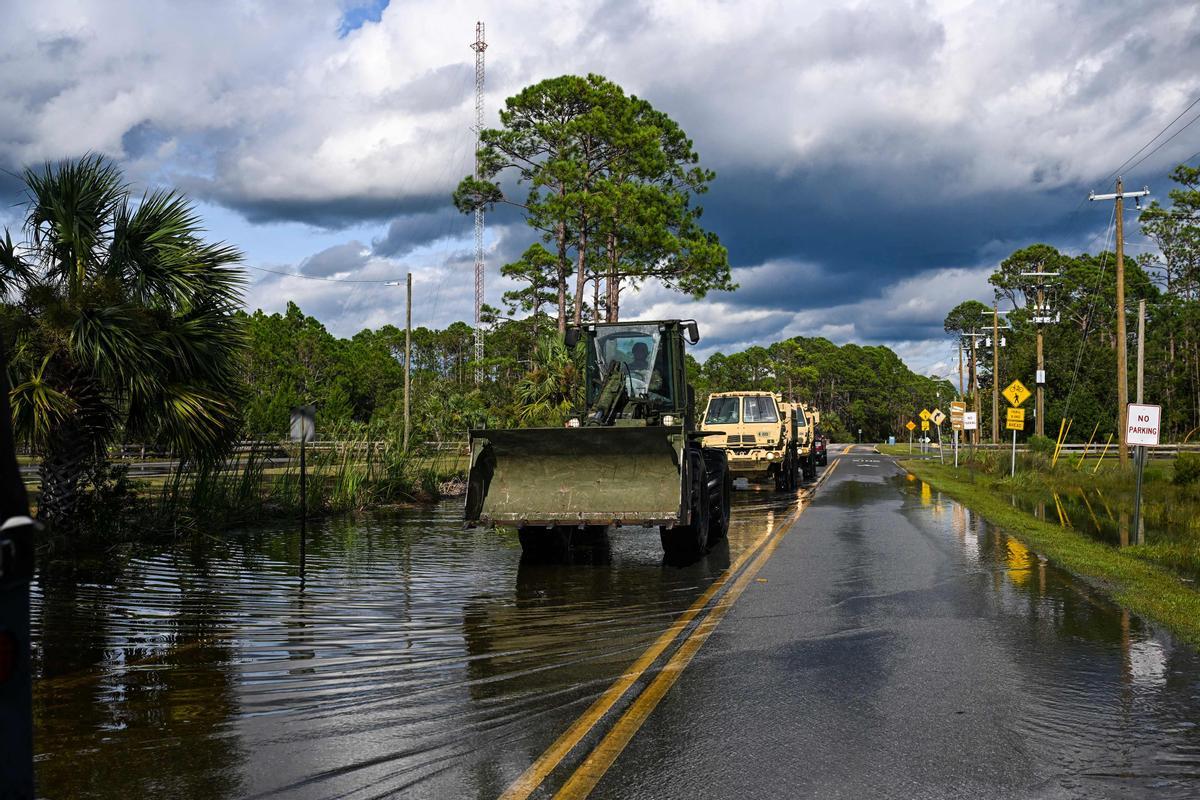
[{"x1": 585, "y1": 362, "x2": 630, "y2": 426}]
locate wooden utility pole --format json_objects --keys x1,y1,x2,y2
[
  {"x1": 970, "y1": 332, "x2": 980, "y2": 445},
  {"x1": 1022, "y1": 268, "x2": 1058, "y2": 438},
  {"x1": 404, "y1": 272, "x2": 412, "y2": 452},
  {"x1": 1136, "y1": 298, "x2": 1146, "y2": 404},
  {"x1": 992, "y1": 304, "x2": 1000, "y2": 443},
  {"x1": 958, "y1": 340, "x2": 964, "y2": 398},
  {"x1": 1115, "y1": 178, "x2": 1128, "y2": 466},
  {"x1": 1035, "y1": 283, "x2": 1045, "y2": 437},
  {"x1": 1090, "y1": 178, "x2": 1149, "y2": 467}
]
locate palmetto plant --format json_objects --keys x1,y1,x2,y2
[
  {"x1": 0, "y1": 155, "x2": 245, "y2": 531},
  {"x1": 515, "y1": 335, "x2": 580, "y2": 425}
]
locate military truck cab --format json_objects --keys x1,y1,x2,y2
[{"x1": 701, "y1": 391, "x2": 800, "y2": 490}]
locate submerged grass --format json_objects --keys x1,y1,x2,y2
[
  {"x1": 898, "y1": 457, "x2": 1200, "y2": 649},
  {"x1": 126, "y1": 433, "x2": 462, "y2": 537}
]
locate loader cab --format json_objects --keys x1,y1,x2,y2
[{"x1": 571, "y1": 320, "x2": 694, "y2": 425}]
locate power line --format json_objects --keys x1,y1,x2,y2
[
  {"x1": 243, "y1": 264, "x2": 405, "y2": 284},
  {"x1": 1121, "y1": 107, "x2": 1200, "y2": 177},
  {"x1": 1104, "y1": 92, "x2": 1200, "y2": 182}
]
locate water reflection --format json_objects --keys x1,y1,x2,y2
[
  {"x1": 902, "y1": 476, "x2": 1200, "y2": 795},
  {"x1": 31, "y1": 491, "x2": 796, "y2": 799}
]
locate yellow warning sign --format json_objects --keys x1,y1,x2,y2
[
  {"x1": 921, "y1": 420, "x2": 930, "y2": 431},
  {"x1": 1006, "y1": 407, "x2": 1025, "y2": 430},
  {"x1": 1003, "y1": 379, "x2": 1031, "y2": 407},
  {"x1": 906, "y1": 420, "x2": 916, "y2": 431},
  {"x1": 919, "y1": 408, "x2": 932, "y2": 421}
]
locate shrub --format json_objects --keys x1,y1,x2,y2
[
  {"x1": 1027, "y1": 434, "x2": 1056, "y2": 457},
  {"x1": 1173, "y1": 452, "x2": 1200, "y2": 486}
]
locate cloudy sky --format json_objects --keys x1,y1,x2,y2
[{"x1": 3, "y1": 0, "x2": 1198, "y2": 377}]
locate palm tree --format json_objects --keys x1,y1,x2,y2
[
  {"x1": 515, "y1": 336, "x2": 580, "y2": 425},
  {"x1": 0, "y1": 155, "x2": 245, "y2": 532}
]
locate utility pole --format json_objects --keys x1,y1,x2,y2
[
  {"x1": 968, "y1": 331, "x2": 982, "y2": 445},
  {"x1": 1132, "y1": 298, "x2": 1147, "y2": 544},
  {"x1": 470, "y1": 21, "x2": 487, "y2": 385},
  {"x1": 957, "y1": 340, "x2": 964, "y2": 399},
  {"x1": 1022, "y1": 269, "x2": 1059, "y2": 438},
  {"x1": 992, "y1": 304, "x2": 999, "y2": 443},
  {"x1": 1090, "y1": 177, "x2": 1149, "y2": 466},
  {"x1": 405, "y1": 272, "x2": 412, "y2": 452}
]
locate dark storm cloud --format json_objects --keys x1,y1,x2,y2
[
  {"x1": 372, "y1": 207, "x2": 463, "y2": 256},
  {"x1": 701, "y1": 166, "x2": 1093, "y2": 321},
  {"x1": 299, "y1": 241, "x2": 370, "y2": 277}
]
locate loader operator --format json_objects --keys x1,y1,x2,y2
[{"x1": 627, "y1": 341, "x2": 667, "y2": 401}]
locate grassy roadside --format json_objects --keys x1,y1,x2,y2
[{"x1": 895, "y1": 457, "x2": 1200, "y2": 649}]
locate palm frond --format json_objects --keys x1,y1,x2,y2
[{"x1": 9, "y1": 354, "x2": 77, "y2": 447}]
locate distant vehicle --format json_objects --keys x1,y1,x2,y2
[
  {"x1": 795, "y1": 404, "x2": 819, "y2": 480},
  {"x1": 464, "y1": 319, "x2": 731, "y2": 561},
  {"x1": 700, "y1": 391, "x2": 814, "y2": 490},
  {"x1": 813, "y1": 430, "x2": 828, "y2": 466}
]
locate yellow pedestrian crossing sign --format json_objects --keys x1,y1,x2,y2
[
  {"x1": 1003, "y1": 379, "x2": 1031, "y2": 407},
  {"x1": 919, "y1": 408, "x2": 932, "y2": 421},
  {"x1": 906, "y1": 420, "x2": 916, "y2": 431}
]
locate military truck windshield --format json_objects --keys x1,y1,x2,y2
[
  {"x1": 704, "y1": 397, "x2": 739, "y2": 424},
  {"x1": 595, "y1": 324, "x2": 662, "y2": 399},
  {"x1": 743, "y1": 396, "x2": 779, "y2": 423}
]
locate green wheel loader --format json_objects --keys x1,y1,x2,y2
[{"x1": 464, "y1": 320, "x2": 732, "y2": 560}]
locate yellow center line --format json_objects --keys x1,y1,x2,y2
[
  {"x1": 499, "y1": 459, "x2": 843, "y2": 800},
  {"x1": 554, "y1": 458, "x2": 841, "y2": 799}
]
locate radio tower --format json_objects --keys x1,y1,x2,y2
[{"x1": 470, "y1": 21, "x2": 486, "y2": 385}]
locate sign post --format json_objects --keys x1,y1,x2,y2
[
  {"x1": 1006, "y1": 407, "x2": 1025, "y2": 476},
  {"x1": 1126, "y1": 402, "x2": 1161, "y2": 545},
  {"x1": 931, "y1": 409, "x2": 946, "y2": 464},
  {"x1": 1002, "y1": 380, "x2": 1031, "y2": 478},
  {"x1": 950, "y1": 401, "x2": 966, "y2": 468},
  {"x1": 290, "y1": 404, "x2": 316, "y2": 574}
]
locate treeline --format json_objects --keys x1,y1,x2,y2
[
  {"x1": 944, "y1": 164, "x2": 1200, "y2": 443},
  {"x1": 240, "y1": 304, "x2": 950, "y2": 443}
]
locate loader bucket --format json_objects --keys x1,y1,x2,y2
[{"x1": 464, "y1": 426, "x2": 685, "y2": 527}]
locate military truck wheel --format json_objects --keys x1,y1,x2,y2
[
  {"x1": 517, "y1": 526, "x2": 571, "y2": 561},
  {"x1": 661, "y1": 450, "x2": 709, "y2": 560},
  {"x1": 708, "y1": 466, "x2": 732, "y2": 542}
]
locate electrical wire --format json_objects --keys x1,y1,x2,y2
[
  {"x1": 243, "y1": 264, "x2": 406, "y2": 284},
  {"x1": 1061, "y1": 204, "x2": 1116, "y2": 420},
  {"x1": 1121, "y1": 107, "x2": 1200, "y2": 178},
  {"x1": 1104, "y1": 92, "x2": 1200, "y2": 182}
]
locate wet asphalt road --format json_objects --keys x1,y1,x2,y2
[{"x1": 588, "y1": 449, "x2": 1200, "y2": 799}]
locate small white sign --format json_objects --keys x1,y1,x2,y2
[
  {"x1": 963, "y1": 412, "x2": 978, "y2": 431},
  {"x1": 1036, "y1": 369, "x2": 1046, "y2": 384},
  {"x1": 1125, "y1": 403, "x2": 1161, "y2": 446}
]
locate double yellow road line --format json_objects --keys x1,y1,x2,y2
[{"x1": 501, "y1": 456, "x2": 843, "y2": 799}]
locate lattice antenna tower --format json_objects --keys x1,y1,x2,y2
[{"x1": 471, "y1": 21, "x2": 487, "y2": 384}]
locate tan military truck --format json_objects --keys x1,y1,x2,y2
[
  {"x1": 701, "y1": 391, "x2": 801, "y2": 490},
  {"x1": 793, "y1": 403, "x2": 819, "y2": 480}
]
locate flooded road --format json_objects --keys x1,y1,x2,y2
[
  {"x1": 32, "y1": 484, "x2": 799, "y2": 799},
  {"x1": 31, "y1": 449, "x2": 1200, "y2": 798}
]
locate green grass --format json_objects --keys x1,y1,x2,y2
[{"x1": 898, "y1": 458, "x2": 1200, "y2": 648}]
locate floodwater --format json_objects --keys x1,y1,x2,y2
[
  {"x1": 30, "y1": 467, "x2": 1200, "y2": 798},
  {"x1": 31, "y1": 489, "x2": 798, "y2": 799},
  {"x1": 900, "y1": 472, "x2": 1200, "y2": 796}
]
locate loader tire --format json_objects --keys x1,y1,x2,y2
[
  {"x1": 661, "y1": 449, "x2": 709, "y2": 561},
  {"x1": 709, "y1": 465, "x2": 732, "y2": 542},
  {"x1": 518, "y1": 525, "x2": 571, "y2": 562}
]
